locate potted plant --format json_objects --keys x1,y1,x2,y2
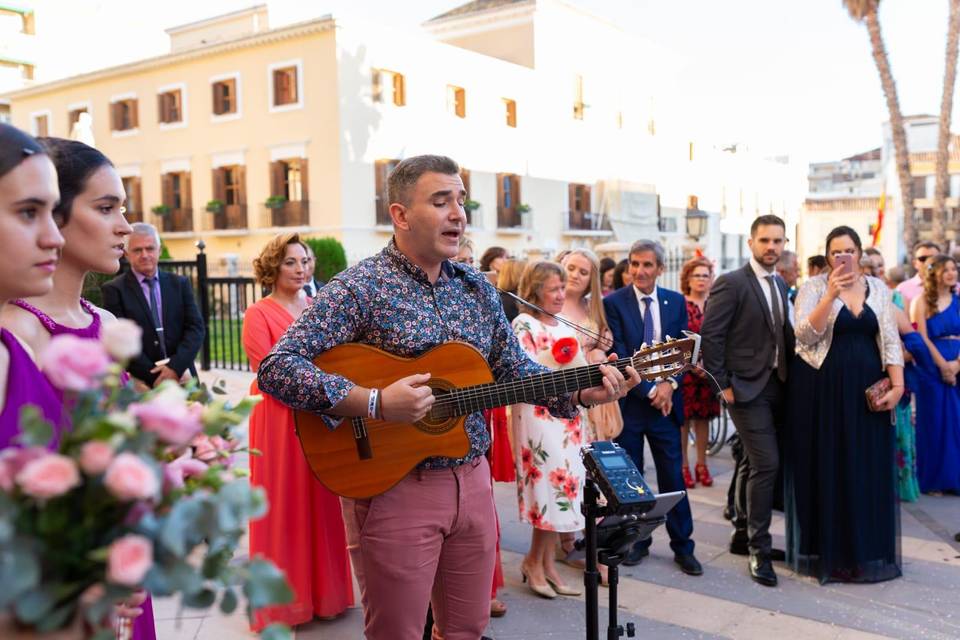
[
  {"x1": 516, "y1": 203, "x2": 532, "y2": 227},
  {"x1": 205, "y1": 199, "x2": 225, "y2": 214},
  {"x1": 150, "y1": 204, "x2": 170, "y2": 216},
  {"x1": 463, "y1": 199, "x2": 481, "y2": 213},
  {"x1": 265, "y1": 195, "x2": 287, "y2": 210}
]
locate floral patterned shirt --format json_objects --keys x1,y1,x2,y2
[{"x1": 257, "y1": 238, "x2": 577, "y2": 469}]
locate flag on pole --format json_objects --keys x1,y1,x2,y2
[{"x1": 871, "y1": 191, "x2": 885, "y2": 247}]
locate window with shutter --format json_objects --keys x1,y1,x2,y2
[
  {"x1": 158, "y1": 90, "x2": 182, "y2": 124},
  {"x1": 497, "y1": 173, "x2": 521, "y2": 228},
  {"x1": 374, "y1": 159, "x2": 399, "y2": 225},
  {"x1": 33, "y1": 114, "x2": 48, "y2": 137},
  {"x1": 212, "y1": 79, "x2": 236, "y2": 115},
  {"x1": 573, "y1": 75, "x2": 585, "y2": 120},
  {"x1": 392, "y1": 73, "x2": 405, "y2": 106},
  {"x1": 446, "y1": 86, "x2": 466, "y2": 118},
  {"x1": 68, "y1": 108, "x2": 87, "y2": 130},
  {"x1": 111, "y1": 99, "x2": 138, "y2": 131},
  {"x1": 273, "y1": 66, "x2": 298, "y2": 106},
  {"x1": 503, "y1": 99, "x2": 517, "y2": 127}
]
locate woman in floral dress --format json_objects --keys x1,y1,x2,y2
[{"x1": 513, "y1": 261, "x2": 586, "y2": 599}]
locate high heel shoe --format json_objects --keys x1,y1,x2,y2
[
  {"x1": 682, "y1": 465, "x2": 696, "y2": 489},
  {"x1": 545, "y1": 576, "x2": 582, "y2": 597},
  {"x1": 695, "y1": 463, "x2": 713, "y2": 487},
  {"x1": 521, "y1": 567, "x2": 557, "y2": 599}
]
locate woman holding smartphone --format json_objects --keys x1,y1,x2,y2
[{"x1": 785, "y1": 225, "x2": 904, "y2": 584}]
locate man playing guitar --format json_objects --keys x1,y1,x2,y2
[{"x1": 258, "y1": 155, "x2": 640, "y2": 639}]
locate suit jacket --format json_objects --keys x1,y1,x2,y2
[
  {"x1": 603, "y1": 284, "x2": 687, "y2": 426},
  {"x1": 304, "y1": 278, "x2": 324, "y2": 298},
  {"x1": 101, "y1": 270, "x2": 205, "y2": 386},
  {"x1": 700, "y1": 263, "x2": 795, "y2": 404}
]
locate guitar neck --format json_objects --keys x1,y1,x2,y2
[{"x1": 435, "y1": 359, "x2": 632, "y2": 418}]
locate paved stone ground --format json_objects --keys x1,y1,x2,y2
[{"x1": 154, "y1": 369, "x2": 960, "y2": 639}]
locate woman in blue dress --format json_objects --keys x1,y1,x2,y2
[
  {"x1": 909, "y1": 254, "x2": 960, "y2": 494},
  {"x1": 786, "y1": 226, "x2": 904, "y2": 584}
]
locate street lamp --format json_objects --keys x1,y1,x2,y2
[{"x1": 685, "y1": 207, "x2": 709, "y2": 240}]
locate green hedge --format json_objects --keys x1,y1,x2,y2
[{"x1": 303, "y1": 237, "x2": 347, "y2": 282}]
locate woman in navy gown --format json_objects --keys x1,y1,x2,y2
[
  {"x1": 786, "y1": 226, "x2": 904, "y2": 584},
  {"x1": 909, "y1": 254, "x2": 960, "y2": 494}
]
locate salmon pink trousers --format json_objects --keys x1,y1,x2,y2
[{"x1": 341, "y1": 456, "x2": 498, "y2": 640}]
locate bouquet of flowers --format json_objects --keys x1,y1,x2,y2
[{"x1": 0, "y1": 321, "x2": 292, "y2": 639}]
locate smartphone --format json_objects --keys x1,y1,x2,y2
[{"x1": 834, "y1": 254, "x2": 854, "y2": 276}]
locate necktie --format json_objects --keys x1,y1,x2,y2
[
  {"x1": 146, "y1": 277, "x2": 167, "y2": 358},
  {"x1": 303, "y1": 282, "x2": 313, "y2": 297},
  {"x1": 765, "y1": 275, "x2": 787, "y2": 382},
  {"x1": 642, "y1": 296, "x2": 655, "y2": 345}
]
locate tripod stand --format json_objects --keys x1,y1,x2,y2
[{"x1": 582, "y1": 480, "x2": 668, "y2": 640}]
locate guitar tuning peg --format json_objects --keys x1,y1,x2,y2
[
  {"x1": 665, "y1": 335, "x2": 673, "y2": 342},
  {"x1": 640, "y1": 342, "x2": 648, "y2": 350}
]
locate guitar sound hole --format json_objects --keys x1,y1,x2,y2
[{"x1": 418, "y1": 385, "x2": 456, "y2": 434}]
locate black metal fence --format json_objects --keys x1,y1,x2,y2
[{"x1": 153, "y1": 244, "x2": 259, "y2": 371}]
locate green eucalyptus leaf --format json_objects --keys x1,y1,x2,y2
[
  {"x1": 0, "y1": 546, "x2": 40, "y2": 607},
  {"x1": 143, "y1": 564, "x2": 174, "y2": 597},
  {"x1": 15, "y1": 406, "x2": 53, "y2": 447},
  {"x1": 14, "y1": 587, "x2": 54, "y2": 623},
  {"x1": 34, "y1": 600, "x2": 76, "y2": 632},
  {"x1": 243, "y1": 559, "x2": 293, "y2": 609},
  {"x1": 167, "y1": 560, "x2": 204, "y2": 595},
  {"x1": 183, "y1": 587, "x2": 216, "y2": 609},
  {"x1": 90, "y1": 628, "x2": 117, "y2": 640},
  {"x1": 159, "y1": 497, "x2": 203, "y2": 555},
  {"x1": 260, "y1": 623, "x2": 293, "y2": 640},
  {"x1": 220, "y1": 587, "x2": 238, "y2": 615}
]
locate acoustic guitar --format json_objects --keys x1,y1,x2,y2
[{"x1": 293, "y1": 333, "x2": 701, "y2": 498}]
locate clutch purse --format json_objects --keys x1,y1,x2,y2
[{"x1": 865, "y1": 377, "x2": 892, "y2": 412}]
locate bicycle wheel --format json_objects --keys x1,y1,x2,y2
[{"x1": 707, "y1": 408, "x2": 728, "y2": 457}]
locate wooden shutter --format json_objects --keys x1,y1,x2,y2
[
  {"x1": 161, "y1": 173, "x2": 173, "y2": 210},
  {"x1": 110, "y1": 102, "x2": 119, "y2": 130},
  {"x1": 273, "y1": 71, "x2": 283, "y2": 105},
  {"x1": 130, "y1": 177, "x2": 142, "y2": 215},
  {"x1": 157, "y1": 93, "x2": 167, "y2": 123},
  {"x1": 182, "y1": 172, "x2": 192, "y2": 210},
  {"x1": 236, "y1": 165, "x2": 246, "y2": 206},
  {"x1": 392, "y1": 73, "x2": 405, "y2": 106},
  {"x1": 270, "y1": 161, "x2": 284, "y2": 197},
  {"x1": 212, "y1": 83, "x2": 221, "y2": 115},
  {"x1": 129, "y1": 100, "x2": 138, "y2": 128},
  {"x1": 299, "y1": 158, "x2": 309, "y2": 203},
  {"x1": 568, "y1": 183, "x2": 577, "y2": 213},
  {"x1": 212, "y1": 167, "x2": 225, "y2": 201}
]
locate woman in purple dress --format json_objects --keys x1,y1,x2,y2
[
  {"x1": 0, "y1": 138, "x2": 155, "y2": 640},
  {"x1": 0, "y1": 124, "x2": 65, "y2": 448}
]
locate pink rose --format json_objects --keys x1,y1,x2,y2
[
  {"x1": 15, "y1": 453, "x2": 81, "y2": 499},
  {"x1": 164, "y1": 451, "x2": 208, "y2": 490},
  {"x1": 129, "y1": 398, "x2": 204, "y2": 446},
  {"x1": 101, "y1": 319, "x2": 143, "y2": 362},
  {"x1": 41, "y1": 334, "x2": 111, "y2": 391},
  {"x1": 107, "y1": 534, "x2": 153, "y2": 587},
  {"x1": 104, "y1": 453, "x2": 159, "y2": 501},
  {"x1": 79, "y1": 441, "x2": 115, "y2": 475},
  {"x1": 190, "y1": 434, "x2": 235, "y2": 465}
]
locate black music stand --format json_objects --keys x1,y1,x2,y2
[{"x1": 580, "y1": 481, "x2": 682, "y2": 640}]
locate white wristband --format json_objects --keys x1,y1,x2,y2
[{"x1": 368, "y1": 388, "x2": 379, "y2": 420}]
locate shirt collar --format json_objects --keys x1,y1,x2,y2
[
  {"x1": 382, "y1": 237, "x2": 466, "y2": 286},
  {"x1": 133, "y1": 269, "x2": 156, "y2": 283},
  {"x1": 750, "y1": 256, "x2": 776, "y2": 279},
  {"x1": 633, "y1": 284, "x2": 659, "y2": 303}
]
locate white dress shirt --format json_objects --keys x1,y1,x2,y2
[
  {"x1": 632, "y1": 284, "x2": 662, "y2": 343},
  {"x1": 750, "y1": 256, "x2": 787, "y2": 367}
]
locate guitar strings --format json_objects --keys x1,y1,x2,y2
[
  {"x1": 498, "y1": 288, "x2": 614, "y2": 351},
  {"x1": 428, "y1": 347, "x2": 687, "y2": 416}
]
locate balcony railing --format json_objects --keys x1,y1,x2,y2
[
  {"x1": 566, "y1": 210, "x2": 612, "y2": 232},
  {"x1": 125, "y1": 209, "x2": 144, "y2": 224},
  {"x1": 162, "y1": 208, "x2": 193, "y2": 233},
  {"x1": 269, "y1": 200, "x2": 309, "y2": 227},
  {"x1": 212, "y1": 204, "x2": 247, "y2": 230},
  {"x1": 497, "y1": 208, "x2": 525, "y2": 229}
]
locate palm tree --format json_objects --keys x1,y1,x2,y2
[
  {"x1": 933, "y1": 0, "x2": 960, "y2": 241},
  {"x1": 843, "y1": 0, "x2": 916, "y2": 252}
]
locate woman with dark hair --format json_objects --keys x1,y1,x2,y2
[
  {"x1": 679, "y1": 256, "x2": 719, "y2": 488},
  {"x1": 611, "y1": 258, "x2": 633, "y2": 290},
  {"x1": 243, "y1": 233, "x2": 353, "y2": 629},
  {"x1": 0, "y1": 124, "x2": 65, "y2": 448},
  {"x1": 0, "y1": 137, "x2": 156, "y2": 638},
  {"x1": 599, "y1": 257, "x2": 616, "y2": 296},
  {"x1": 786, "y1": 225, "x2": 904, "y2": 584},
  {"x1": 909, "y1": 254, "x2": 960, "y2": 494},
  {"x1": 479, "y1": 245, "x2": 508, "y2": 274}
]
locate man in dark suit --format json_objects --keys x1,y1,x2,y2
[
  {"x1": 700, "y1": 214, "x2": 794, "y2": 587},
  {"x1": 603, "y1": 240, "x2": 702, "y2": 576},
  {"x1": 303, "y1": 243, "x2": 325, "y2": 298},
  {"x1": 102, "y1": 223, "x2": 205, "y2": 387}
]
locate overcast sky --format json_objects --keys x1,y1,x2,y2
[{"x1": 30, "y1": 0, "x2": 952, "y2": 166}]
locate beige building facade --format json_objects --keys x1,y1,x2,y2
[{"x1": 8, "y1": 1, "x2": 802, "y2": 272}]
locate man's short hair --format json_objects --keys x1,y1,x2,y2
[
  {"x1": 387, "y1": 155, "x2": 460, "y2": 207},
  {"x1": 864, "y1": 247, "x2": 882, "y2": 258},
  {"x1": 750, "y1": 214, "x2": 786, "y2": 237},
  {"x1": 778, "y1": 249, "x2": 797, "y2": 266},
  {"x1": 628, "y1": 239, "x2": 665, "y2": 266},
  {"x1": 129, "y1": 222, "x2": 161, "y2": 246},
  {"x1": 807, "y1": 255, "x2": 828, "y2": 271},
  {"x1": 913, "y1": 240, "x2": 942, "y2": 255}
]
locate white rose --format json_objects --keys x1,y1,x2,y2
[{"x1": 101, "y1": 319, "x2": 143, "y2": 361}]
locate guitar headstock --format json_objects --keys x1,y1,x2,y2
[{"x1": 628, "y1": 331, "x2": 702, "y2": 383}]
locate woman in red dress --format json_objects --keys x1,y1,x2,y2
[
  {"x1": 680, "y1": 257, "x2": 720, "y2": 488},
  {"x1": 243, "y1": 233, "x2": 353, "y2": 630}
]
